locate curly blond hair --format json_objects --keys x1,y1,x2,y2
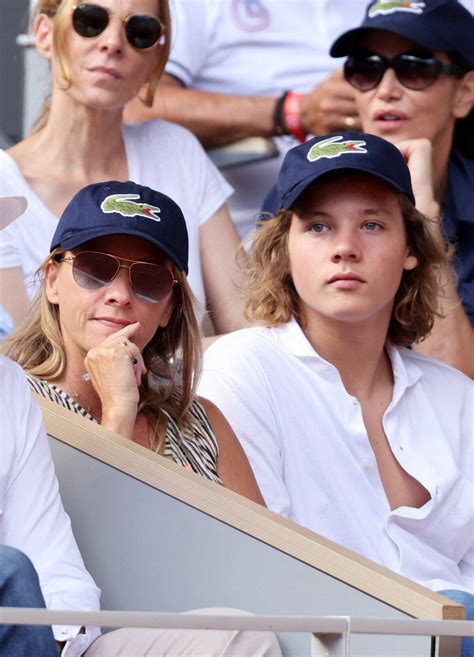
[{"x1": 243, "y1": 195, "x2": 449, "y2": 347}]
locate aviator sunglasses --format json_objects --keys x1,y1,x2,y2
[
  {"x1": 344, "y1": 52, "x2": 468, "y2": 92},
  {"x1": 58, "y1": 251, "x2": 178, "y2": 303},
  {"x1": 72, "y1": 3, "x2": 163, "y2": 50}
]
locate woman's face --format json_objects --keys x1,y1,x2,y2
[
  {"x1": 353, "y1": 31, "x2": 470, "y2": 154},
  {"x1": 45, "y1": 235, "x2": 175, "y2": 362},
  {"x1": 37, "y1": 0, "x2": 163, "y2": 111}
]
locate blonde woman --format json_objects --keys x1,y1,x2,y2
[
  {"x1": 4, "y1": 180, "x2": 263, "y2": 503},
  {"x1": 0, "y1": 0, "x2": 244, "y2": 337}
]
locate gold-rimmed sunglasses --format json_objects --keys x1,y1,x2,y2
[{"x1": 59, "y1": 250, "x2": 177, "y2": 303}]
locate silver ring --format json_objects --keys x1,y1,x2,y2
[
  {"x1": 344, "y1": 115, "x2": 356, "y2": 128},
  {"x1": 119, "y1": 340, "x2": 128, "y2": 347}
]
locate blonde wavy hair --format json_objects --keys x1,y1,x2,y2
[
  {"x1": 3, "y1": 249, "x2": 202, "y2": 453},
  {"x1": 31, "y1": 0, "x2": 171, "y2": 132},
  {"x1": 243, "y1": 192, "x2": 449, "y2": 347}
]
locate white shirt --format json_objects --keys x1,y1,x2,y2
[
  {"x1": 165, "y1": 0, "x2": 368, "y2": 239},
  {"x1": 198, "y1": 319, "x2": 474, "y2": 593},
  {"x1": 0, "y1": 120, "x2": 232, "y2": 322},
  {"x1": 0, "y1": 356, "x2": 101, "y2": 656}
]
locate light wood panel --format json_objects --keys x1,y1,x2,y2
[{"x1": 37, "y1": 394, "x2": 464, "y2": 623}]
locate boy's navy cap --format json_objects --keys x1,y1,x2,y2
[
  {"x1": 330, "y1": 0, "x2": 474, "y2": 66},
  {"x1": 50, "y1": 181, "x2": 189, "y2": 274},
  {"x1": 275, "y1": 131, "x2": 415, "y2": 210}
]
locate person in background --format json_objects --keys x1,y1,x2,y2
[
  {"x1": 0, "y1": 356, "x2": 101, "y2": 657},
  {"x1": 0, "y1": 0, "x2": 246, "y2": 338},
  {"x1": 0, "y1": 197, "x2": 26, "y2": 338},
  {"x1": 330, "y1": 0, "x2": 474, "y2": 376},
  {"x1": 124, "y1": 0, "x2": 368, "y2": 241},
  {"x1": 198, "y1": 133, "x2": 473, "y2": 655}
]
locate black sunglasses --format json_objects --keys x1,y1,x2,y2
[
  {"x1": 59, "y1": 251, "x2": 177, "y2": 303},
  {"x1": 72, "y1": 3, "x2": 163, "y2": 50},
  {"x1": 344, "y1": 51, "x2": 467, "y2": 92}
]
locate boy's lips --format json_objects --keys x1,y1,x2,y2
[
  {"x1": 327, "y1": 273, "x2": 366, "y2": 290},
  {"x1": 328, "y1": 272, "x2": 365, "y2": 284}
]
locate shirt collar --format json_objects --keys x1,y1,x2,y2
[{"x1": 273, "y1": 318, "x2": 424, "y2": 393}]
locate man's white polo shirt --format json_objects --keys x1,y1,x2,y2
[{"x1": 199, "y1": 318, "x2": 473, "y2": 594}]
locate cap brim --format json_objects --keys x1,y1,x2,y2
[
  {"x1": 281, "y1": 166, "x2": 414, "y2": 209},
  {"x1": 0, "y1": 196, "x2": 27, "y2": 230},
  {"x1": 53, "y1": 227, "x2": 188, "y2": 274},
  {"x1": 330, "y1": 24, "x2": 454, "y2": 57}
]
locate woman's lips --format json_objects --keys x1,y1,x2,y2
[
  {"x1": 94, "y1": 318, "x2": 131, "y2": 328},
  {"x1": 88, "y1": 66, "x2": 122, "y2": 80},
  {"x1": 372, "y1": 110, "x2": 407, "y2": 132}
]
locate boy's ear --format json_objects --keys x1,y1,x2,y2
[
  {"x1": 403, "y1": 252, "x2": 418, "y2": 271},
  {"x1": 34, "y1": 13, "x2": 54, "y2": 61},
  {"x1": 453, "y1": 71, "x2": 474, "y2": 119},
  {"x1": 45, "y1": 259, "x2": 60, "y2": 304}
]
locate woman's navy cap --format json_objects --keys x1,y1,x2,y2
[
  {"x1": 50, "y1": 181, "x2": 189, "y2": 274},
  {"x1": 275, "y1": 131, "x2": 415, "y2": 210},
  {"x1": 330, "y1": 0, "x2": 474, "y2": 66}
]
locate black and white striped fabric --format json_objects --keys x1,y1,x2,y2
[{"x1": 27, "y1": 374, "x2": 221, "y2": 484}]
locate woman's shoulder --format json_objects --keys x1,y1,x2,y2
[
  {"x1": 25, "y1": 374, "x2": 97, "y2": 422},
  {"x1": 0, "y1": 149, "x2": 31, "y2": 196}
]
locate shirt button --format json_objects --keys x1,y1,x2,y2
[
  {"x1": 362, "y1": 459, "x2": 372, "y2": 469},
  {"x1": 351, "y1": 396, "x2": 359, "y2": 405},
  {"x1": 318, "y1": 364, "x2": 329, "y2": 374}
]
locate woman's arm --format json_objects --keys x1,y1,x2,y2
[
  {"x1": 199, "y1": 397, "x2": 265, "y2": 505},
  {"x1": 0, "y1": 267, "x2": 29, "y2": 327},
  {"x1": 199, "y1": 204, "x2": 249, "y2": 336},
  {"x1": 396, "y1": 139, "x2": 474, "y2": 377}
]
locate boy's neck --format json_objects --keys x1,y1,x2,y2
[{"x1": 300, "y1": 313, "x2": 394, "y2": 400}]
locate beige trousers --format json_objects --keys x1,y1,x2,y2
[{"x1": 84, "y1": 608, "x2": 282, "y2": 657}]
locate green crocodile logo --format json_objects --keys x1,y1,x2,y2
[
  {"x1": 100, "y1": 194, "x2": 161, "y2": 222},
  {"x1": 307, "y1": 136, "x2": 368, "y2": 162},
  {"x1": 369, "y1": 1, "x2": 425, "y2": 17}
]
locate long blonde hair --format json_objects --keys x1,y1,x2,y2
[
  {"x1": 31, "y1": 0, "x2": 171, "y2": 132},
  {"x1": 243, "y1": 195, "x2": 449, "y2": 347},
  {"x1": 3, "y1": 249, "x2": 203, "y2": 453}
]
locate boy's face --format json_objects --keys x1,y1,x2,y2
[{"x1": 287, "y1": 173, "x2": 417, "y2": 331}]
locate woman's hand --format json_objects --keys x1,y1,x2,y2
[
  {"x1": 395, "y1": 138, "x2": 441, "y2": 235},
  {"x1": 84, "y1": 322, "x2": 147, "y2": 438}
]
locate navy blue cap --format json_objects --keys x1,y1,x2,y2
[
  {"x1": 274, "y1": 131, "x2": 415, "y2": 210},
  {"x1": 330, "y1": 0, "x2": 474, "y2": 66},
  {"x1": 50, "y1": 181, "x2": 189, "y2": 274}
]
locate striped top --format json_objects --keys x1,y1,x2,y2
[{"x1": 27, "y1": 374, "x2": 221, "y2": 484}]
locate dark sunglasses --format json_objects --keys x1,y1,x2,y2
[
  {"x1": 344, "y1": 52, "x2": 467, "y2": 92},
  {"x1": 72, "y1": 3, "x2": 163, "y2": 50},
  {"x1": 59, "y1": 251, "x2": 177, "y2": 303}
]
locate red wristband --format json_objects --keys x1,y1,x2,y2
[{"x1": 283, "y1": 92, "x2": 307, "y2": 143}]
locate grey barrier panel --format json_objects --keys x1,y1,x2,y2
[{"x1": 49, "y1": 437, "x2": 431, "y2": 656}]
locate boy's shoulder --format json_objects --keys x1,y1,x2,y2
[
  {"x1": 206, "y1": 325, "x2": 279, "y2": 359},
  {"x1": 396, "y1": 345, "x2": 472, "y2": 390}
]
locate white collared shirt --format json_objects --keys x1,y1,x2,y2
[
  {"x1": 0, "y1": 357, "x2": 101, "y2": 655},
  {"x1": 199, "y1": 319, "x2": 474, "y2": 593}
]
